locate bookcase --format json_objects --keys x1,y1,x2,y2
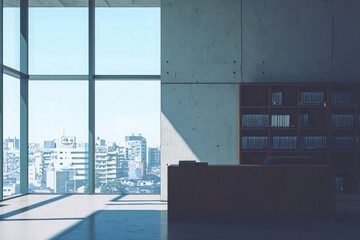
[{"x1": 239, "y1": 83, "x2": 360, "y2": 192}]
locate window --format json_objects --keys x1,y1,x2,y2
[
  {"x1": 28, "y1": 81, "x2": 89, "y2": 193},
  {"x1": 3, "y1": 75, "x2": 20, "y2": 197},
  {"x1": 95, "y1": 81, "x2": 160, "y2": 194},
  {"x1": 1, "y1": 4, "x2": 160, "y2": 199}
]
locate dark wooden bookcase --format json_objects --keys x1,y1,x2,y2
[{"x1": 239, "y1": 83, "x2": 360, "y2": 192}]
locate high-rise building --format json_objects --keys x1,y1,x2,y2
[
  {"x1": 148, "y1": 147, "x2": 160, "y2": 169},
  {"x1": 125, "y1": 134, "x2": 147, "y2": 175},
  {"x1": 95, "y1": 143, "x2": 129, "y2": 188},
  {"x1": 116, "y1": 146, "x2": 129, "y2": 179},
  {"x1": 45, "y1": 141, "x2": 88, "y2": 193},
  {"x1": 41, "y1": 148, "x2": 55, "y2": 187},
  {"x1": 95, "y1": 145, "x2": 117, "y2": 184}
]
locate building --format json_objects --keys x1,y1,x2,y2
[
  {"x1": 95, "y1": 143, "x2": 129, "y2": 193},
  {"x1": 4, "y1": 137, "x2": 20, "y2": 150},
  {"x1": 46, "y1": 169, "x2": 71, "y2": 193},
  {"x1": 96, "y1": 137, "x2": 106, "y2": 147},
  {"x1": 128, "y1": 160, "x2": 144, "y2": 179},
  {"x1": 3, "y1": 148, "x2": 20, "y2": 191},
  {"x1": 44, "y1": 140, "x2": 56, "y2": 148},
  {"x1": 95, "y1": 145, "x2": 117, "y2": 184},
  {"x1": 125, "y1": 134, "x2": 147, "y2": 175},
  {"x1": 43, "y1": 138, "x2": 88, "y2": 193},
  {"x1": 148, "y1": 147, "x2": 160, "y2": 171},
  {"x1": 41, "y1": 148, "x2": 55, "y2": 187}
]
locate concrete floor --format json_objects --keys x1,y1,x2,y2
[{"x1": 1, "y1": 194, "x2": 360, "y2": 240}]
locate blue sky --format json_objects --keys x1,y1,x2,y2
[{"x1": 3, "y1": 7, "x2": 161, "y2": 147}]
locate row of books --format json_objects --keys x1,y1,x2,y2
[
  {"x1": 299, "y1": 114, "x2": 309, "y2": 127},
  {"x1": 241, "y1": 114, "x2": 269, "y2": 128},
  {"x1": 271, "y1": 115, "x2": 290, "y2": 127},
  {"x1": 242, "y1": 135, "x2": 360, "y2": 150},
  {"x1": 271, "y1": 136, "x2": 297, "y2": 150},
  {"x1": 332, "y1": 136, "x2": 354, "y2": 150},
  {"x1": 241, "y1": 136, "x2": 268, "y2": 150},
  {"x1": 271, "y1": 92, "x2": 283, "y2": 105},
  {"x1": 244, "y1": 90, "x2": 360, "y2": 107},
  {"x1": 332, "y1": 92, "x2": 354, "y2": 105},
  {"x1": 300, "y1": 92, "x2": 325, "y2": 105},
  {"x1": 242, "y1": 113, "x2": 360, "y2": 128},
  {"x1": 241, "y1": 114, "x2": 311, "y2": 128},
  {"x1": 301, "y1": 136, "x2": 326, "y2": 150},
  {"x1": 331, "y1": 114, "x2": 353, "y2": 128}
]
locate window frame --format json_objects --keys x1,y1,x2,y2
[{"x1": 0, "y1": 0, "x2": 161, "y2": 201}]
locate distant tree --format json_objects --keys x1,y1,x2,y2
[{"x1": 101, "y1": 179, "x2": 122, "y2": 193}]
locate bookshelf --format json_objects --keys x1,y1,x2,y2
[{"x1": 239, "y1": 83, "x2": 360, "y2": 192}]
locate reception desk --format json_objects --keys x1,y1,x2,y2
[{"x1": 168, "y1": 165, "x2": 335, "y2": 220}]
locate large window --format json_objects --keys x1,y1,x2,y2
[
  {"x1": 29, "y1": 7, "x2": 88, "y2": 74},
  {"x1": 3, "y1": 75, "x2": 20, "y2": 197},
  {"x1": 95, "y1": 81, "x2": 160, "y2": 194},
  {"x1": 1, "y1": 4, "x2": 160, "y2": 199},
  {"x1": 29, "y1": 81, "x2": 89, "y2": 193}
]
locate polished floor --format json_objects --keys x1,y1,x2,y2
[{"x1": 1, "y1": 194, "x2": 360, "y2": 239}]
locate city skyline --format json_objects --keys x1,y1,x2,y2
[{"x1": 5, "y1": 133, "x2": 161, "y2": 194}]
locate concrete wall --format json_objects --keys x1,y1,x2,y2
[
  {"x1": 161, "y1": 84, "x2": 239, "y2": 200},
  {"x1": 333, "y1": 0, "x2": 360, "y2": 82},
  {"x1": 242, "y1": 0, "x2": 332, "y2": 83},
  {"x1": 161, "y1": 0, "x2": 241, "y2": 200},
  {"x1": 161, "y1": 0, "x2": 360, "y2": 200}
]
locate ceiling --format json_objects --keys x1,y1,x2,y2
[{"x1": 4, "y1": 0, "x2": 160, "y2": 7}]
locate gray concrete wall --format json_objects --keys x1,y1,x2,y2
[
  {"x1": 161, "y1": 0, "x2": 241, "y2": 200},
  {"x1": 242, "y1": 0, "x2": 333, "y2": 83},
  {"x1": 161, "y1": 0, "x2": 360, "y2": 200},
  {"x1": 161, "y1": 84, "x2": 239, "y2": 200},
  {"x1": 162, "y1": 0, "x2": 241, "y2": 83},
  {"x1": 333, "y1": 0, "x2": 360, "y2": 82}
]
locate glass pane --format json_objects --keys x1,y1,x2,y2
[
  {"x1": 3, "y1": 75, "x2": 20, "y2": 197},
  {"x1": 29, "y1": 7, "x2": 88, "y2": 74},
  {"x1": 95, "y1": 80, "x2": 160, "y2": 194},
  {"x1": 4, "y1": 5, "x2": 20, "y2": 70},
  {"x1": 28, "y1": 81, "x2": 89, "y2": 193},
  {"x1": 96, "y1": 8, "x2": 160, "y2": 75}
]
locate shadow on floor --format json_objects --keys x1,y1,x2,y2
[
  {"x1": 52, "y1": 210, "x2": 168, "y2": 240},
  {"x1": 0, "y1": 195, "x2": 71, "y2": 220},
  {"x1": 109, "y1": 195, "x2": 126, "y2": 202}
]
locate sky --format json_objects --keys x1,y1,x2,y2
[{"x1": 3, "y1": 7, "x2": 161, "y2": 147}]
